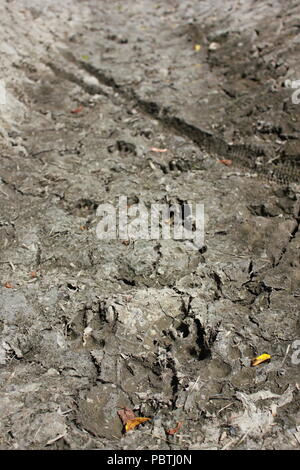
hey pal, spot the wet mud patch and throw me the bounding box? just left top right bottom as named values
left=71, top=288, right=232, bottom=442
left=0, top=0, right=300, bottom=450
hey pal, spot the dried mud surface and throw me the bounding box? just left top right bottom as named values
left=0, top=0, right=299, bottom=450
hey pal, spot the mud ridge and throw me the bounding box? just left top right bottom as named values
left=59, top=54, right=300, bottom=185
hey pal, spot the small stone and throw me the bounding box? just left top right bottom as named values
left=209, top=42, right=220, bottom=51
left=46, top=368, right=60, bottom=376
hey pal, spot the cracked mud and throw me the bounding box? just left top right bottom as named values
left=0, top=0, right=300, bottom=450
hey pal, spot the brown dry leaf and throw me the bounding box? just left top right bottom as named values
left=219, top=159, right=232, bottom=166
left=117, top=406, right=136, bottom=426
left=125, top=417, right=150, bottom=432
left=30, top=271, right=37, bottom=278
left=166, top=421, right=183, bottom=435
left=4, top=282, right=13, bottom=288
left=149, top=147, right=168, bottom=153
left=251, top=353, right=271, bottom=367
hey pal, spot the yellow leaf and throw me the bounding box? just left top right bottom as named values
left=251, top=353, right=271, bottom=367
left=194, top=44, right=201, bottom=52
left=125, top=417, right=150, bottom=432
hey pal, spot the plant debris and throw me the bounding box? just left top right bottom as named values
left=251, top=353, right=271, bottom=367
left=219, top=159, right=233, bottom=166
left=166, top=421, right=183, bottom=436
left=149, top=147, right=168, bottom=153
left=117, top=407, right=150, bottom=433
left=71, top=106, right=84, bottom=114
left=4, top=282, right=13, bottom=288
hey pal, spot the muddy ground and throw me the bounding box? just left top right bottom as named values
left=0, top=0, right=300, bottom=450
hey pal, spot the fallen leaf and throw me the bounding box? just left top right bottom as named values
left=117, top=406, right=136, bottom=425
left=194, top=44, right=202, bottom=52
left=30, top=271, right=37, bottom=278
left=149, top=147, right=168, bottom=153
left=251, top=353, right=271, bottom=367
left=71, top=106, right=84, bottom=114
left=125, top=417, right=150, bottom=432
left=166, top=421, right=183, bottom=435
left=118, top=407, right=150, bottom=432
left=4, top=282, right=13, bottom=288
left=122, top=240, right=130, bottom=246
left=219, top=159, right=232, bottom=166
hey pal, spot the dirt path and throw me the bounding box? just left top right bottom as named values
left=0, top=0, right=299, bottom=450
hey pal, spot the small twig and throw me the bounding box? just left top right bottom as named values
left=221, top=430, right=249, bottom=450
left=281, top=344, right=291, bottom=368
left=0, top=188, right=9, bottom=198
left=209, top=395, right=233, bottom=401
left=217, top=402, right=234, bottom=415
left=32, top=149, right=55, bottom=157
left=46, top=432, right=67, bottom=446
